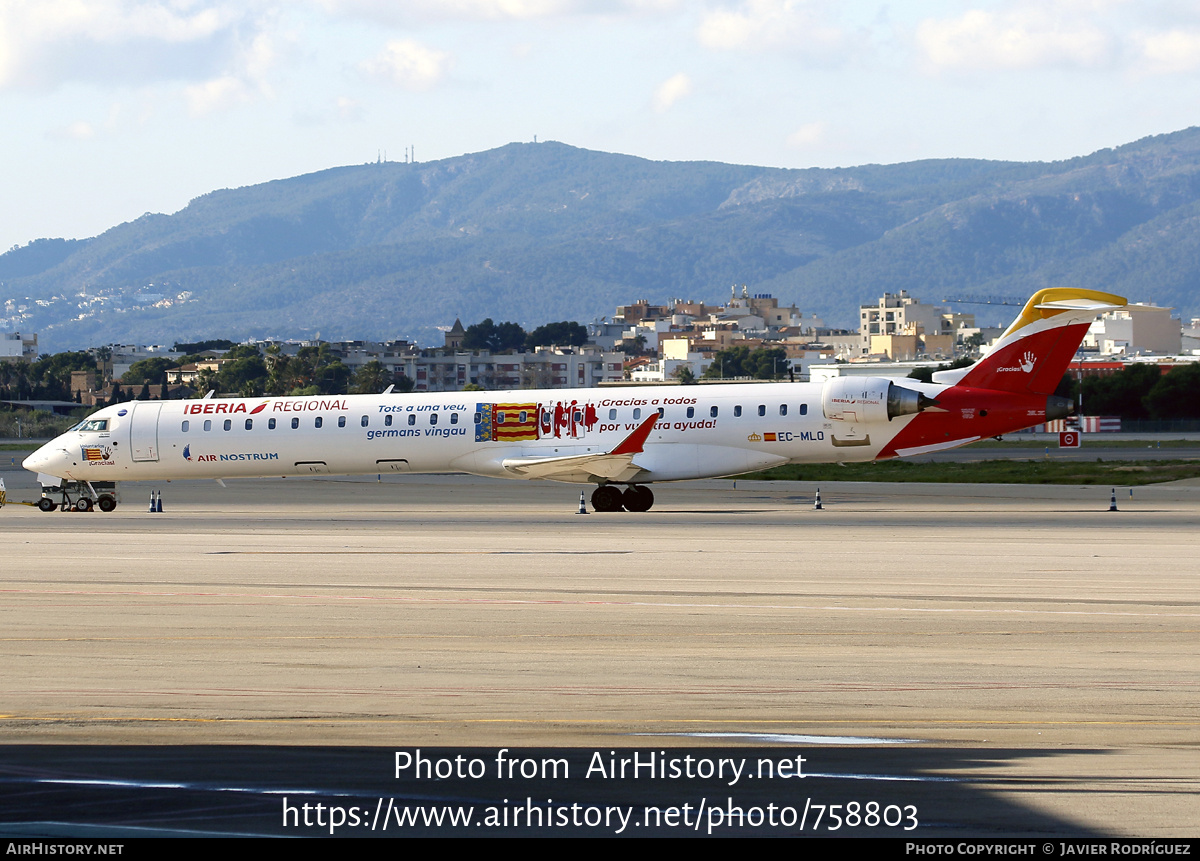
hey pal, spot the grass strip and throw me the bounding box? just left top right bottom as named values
left=737, top=459, right=1200, bottom=485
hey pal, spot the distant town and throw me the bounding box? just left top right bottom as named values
left=1, top=286, right=1196, bottom=435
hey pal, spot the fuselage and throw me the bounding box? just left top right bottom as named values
left=25, top=380, right=971, bottom=486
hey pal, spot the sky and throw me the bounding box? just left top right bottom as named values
left=3, top=0, right=1200, bottom=253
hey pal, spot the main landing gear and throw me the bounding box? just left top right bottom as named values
left=590, top=484, right=654, bottom=513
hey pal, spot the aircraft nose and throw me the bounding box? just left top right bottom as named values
left=23, top=443, right=64, bottom=475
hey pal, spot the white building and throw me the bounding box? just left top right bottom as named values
left=859, top=291, right=973, bottom=357
left=0, top=332, right=37, bottom=362
left=1082, top=304, right=1181, bottom=356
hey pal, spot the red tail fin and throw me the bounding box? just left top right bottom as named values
left=936, top=288, right=1126, bottom=394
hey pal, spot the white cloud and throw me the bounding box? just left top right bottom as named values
left=652, top=72, right=692, bottom=112
left=696, top=0, right=845, bottom=58
left=318, top=0, right=588, bottom=25
left=913, top=2, right=1200, bottom=76
left=786, top=121, right=826, bottom=147
left=46, top=120, right=97, bottom=140
left=336, top=95, right=364, bottom=121
left=67, top=120, right=96, bottom=139
left=361, top=39, right=452, bottom=91
left=316, top=0, right=684, bottom=26
left=915, top=5, right=1113, bottom=71
left=0, top=1, right=253, bottom=90
left=1133, top=28, right=1200, bottom=73
left=185, top=75, right=251, bottom=115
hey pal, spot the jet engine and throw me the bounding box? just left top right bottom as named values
left=821, top=377, right=938, bottom=423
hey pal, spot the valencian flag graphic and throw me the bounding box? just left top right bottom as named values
left=82, top=446, right=109, bottom=461
left=476, top=402, right=540, bottom=442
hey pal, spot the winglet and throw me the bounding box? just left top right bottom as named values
left=610, top=414, right=659, bottom=456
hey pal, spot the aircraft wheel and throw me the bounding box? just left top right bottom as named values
left=622, top=485, right=654, bottom=513
left=591, top=485, right=624, bottom=513
left=75, top=498, right=93, bottom=512
left=97, top=495, right=117, bottom=512
left=37, top=497, right=57, bottom=513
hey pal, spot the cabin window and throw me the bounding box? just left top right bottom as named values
left=291, top=417, right=299, bottom=429
left=757, top=404, right=766, bottom=417
left=181, top=421, right=189, bottom=432
left=474, top=411, right=482, bottom=423
left=799, top=404, right=808, bottom=416
left=269, top=418, right=276, bottom=429
left=779, top=404, right=787, bottom=416
left=361, top=415, right=369, bottom=427
left=734, top=406, right=742, bottom=417
left=686, top=407, right=695, bottom=419
left=223, top=419, right=232, bottom=431
left=203, top=420, right=212, bottom=432
left=408, top=414, right=416, bottom=426
left=710, top=406, right=718, bottom=418
left=245, top=419, right=253, bottom=430
left=608, top=408, right=617, bottom=420
left=315, top=417, right=323, bottom=428
left=450, top=412, right=459, bottom=425
left=633, top=408, right=641, bottom=420
left=338, top=416, right=346, bottom=428
left=657, top=407, right=665, bottom=418
left=430, top=413, right=439, bottom=425
left=385, top=415, right=393, bottom=427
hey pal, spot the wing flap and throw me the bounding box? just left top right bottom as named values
left=501, top=451, right=642, bottom=481
left=500, top=414, right=658, bottom=482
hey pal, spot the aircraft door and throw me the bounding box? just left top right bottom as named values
left=128, top=402, right=163, bottom=462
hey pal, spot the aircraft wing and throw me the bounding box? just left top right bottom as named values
left=500, top=414, right=658, bottom=482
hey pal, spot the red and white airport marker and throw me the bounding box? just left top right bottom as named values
left=1059, top=431, right=1080, bottom=448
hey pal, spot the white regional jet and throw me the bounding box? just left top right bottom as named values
left=24, top=288, right=1124, bottom=513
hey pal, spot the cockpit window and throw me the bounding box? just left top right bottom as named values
left=78, top=419, right=108, bottom=432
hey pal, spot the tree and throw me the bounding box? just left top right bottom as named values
left=672, top=365, right=697, bottom=385
left=617, top=333, right=648, bottom=356
left=217, top=355, right=268, bottom=397
left=224, top=344, right=262, bottom=361
left=462, top=319, right=527, bottom=352
left=526, top=321, right=587, bottom=350
left=963, top=332, right=987, bottom=353
left=124, top=357, right=177, bottom=386
left=1079, top=364, right=1161, bottom=419
left=701, top=346, right=787, bottom=380
left=351, top=360, right=391, bottom=394
left=173, top=339, right=235, bottom=354
left=27, top=351, right=95, bottom=400
left=1144, top=364, right=1200, bottom=419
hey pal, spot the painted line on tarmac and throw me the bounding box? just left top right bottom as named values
left=2, top=585, right=1198, bottom=620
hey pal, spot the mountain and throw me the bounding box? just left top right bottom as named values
left=4, top=130, right=1200, bottom=351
